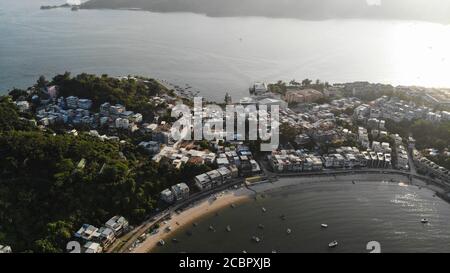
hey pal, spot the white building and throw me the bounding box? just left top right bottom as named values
left=75, top=224, right=100, bottom=241
left=15, top=101, right=30, bottom=112
left=251, top=82, right=268, bottom=95
left=84, top=241, right=102, bottom=253
left=195, top=173, right=212, bottom=191
left=171, top=183, right=190, bottom=201
left=105, top=216, right=129, bottom=236
left=66, top=96, right=79, bottom=109
left=115, top=118, right=130, bottom=129
left=78, top=99, right=93, bottom=110
left=161, top=188, right=175, bottom=203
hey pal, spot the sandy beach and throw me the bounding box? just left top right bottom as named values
left=132, top=172, right=440, bottom=253
left=132, top=187, right=254, bottom=253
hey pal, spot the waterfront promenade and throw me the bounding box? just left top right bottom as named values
left=109, top=164, right=450, bottom=253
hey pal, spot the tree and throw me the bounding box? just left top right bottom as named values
left=51, top=72, right=71, bottom=86
left=8, top=88, right=28, bottom=101
left=302, top=78, right=312, bottom=87
left=289, top=79, right=300, bottom=86
left=279, top=123, right=302, bottom=145
left=37, top=75, right=48, bottom=89
left=34, top=239, right=60, bottom=253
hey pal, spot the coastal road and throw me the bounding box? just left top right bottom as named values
left=109, top=177, right=246, bottom=253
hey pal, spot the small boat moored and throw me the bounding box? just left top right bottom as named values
left=321, top=224, right=328, bottom=228
left=226, top=225, right=232, bottom=232
left=158, top=239, right=165, bottom=246
left=421, top=218, right=429, bottom=224
left=252, top=236, right=261, bottom=243
left=261, top=207, right=267, bottom=213
left=328, top=240, right=338, bottom=248
left=286, top=228, right=292, bottom=235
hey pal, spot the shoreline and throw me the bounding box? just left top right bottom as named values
left=133, top=172, right=444, bottom=253
left=132, top=187, right=253, bottom=253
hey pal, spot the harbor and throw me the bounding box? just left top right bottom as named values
left=130, top=173, right=450, bottom=253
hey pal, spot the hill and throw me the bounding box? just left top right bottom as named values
left=81, top=0, right=450, bottom=24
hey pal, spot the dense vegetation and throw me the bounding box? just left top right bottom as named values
left=385, top=119, right=450, bottom=151
left=0, top=74, right=205, bottom=252
left=0, top=97, right=35, bottom=131
left=385, top=119, right=450, bottom=169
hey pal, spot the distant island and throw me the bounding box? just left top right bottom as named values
left=40, top=4, right=69, bottom=10
left=80, top=0, right=450, bottom=24
left=40, top=3, right=79, bottom=10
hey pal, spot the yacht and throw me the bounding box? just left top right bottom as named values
left=328, top=241, right=338, bottom=248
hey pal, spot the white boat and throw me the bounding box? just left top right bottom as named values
left=321, top=224, right=328, bottom=228
left=421, top=218, right=429, bottom=224
left=328, top=241, right=338, bottom=248
left=252, top=236, right=261, bottom=243
left=226, top=225, right=232, bottom=232
left=158, top=239, right=165, bottom=246
left=286, top=228, right=292, bottom=234
left=262, top=207, right=267, bottom=213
